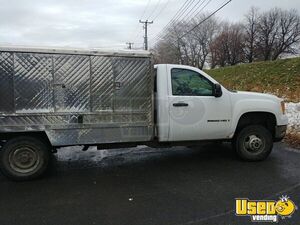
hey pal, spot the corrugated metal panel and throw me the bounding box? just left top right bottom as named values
left=53, top=55, right=90, bottom=112
left=91, top=56, right=114, bottom=111
left=0, top=49, right=154, bottom=146
left=0, top=52, right=14, bottom=112
left=46, top=126, right=153, bottom=146
left=112, top=57, right=152, bottom=111
left=14, top=53, right=53, bottom=113
left=0, top=113, right=151, bottom=127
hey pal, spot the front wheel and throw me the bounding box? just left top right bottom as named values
left=233, top=125, right=273, bottom=161
left=0, top=136, right=51, bottom=181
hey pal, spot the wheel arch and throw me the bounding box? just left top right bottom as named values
left=0, top=131, right=52, bottom=150
left=233, top=111, right=277, bottom=139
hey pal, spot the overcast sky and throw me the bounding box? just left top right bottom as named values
left=0, top=0, right=299, bottom=49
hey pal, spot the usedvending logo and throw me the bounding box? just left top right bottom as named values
left=235, top=196, right=297, bottom=222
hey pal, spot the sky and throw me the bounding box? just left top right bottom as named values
left=0, top=0, right=299, bottom=49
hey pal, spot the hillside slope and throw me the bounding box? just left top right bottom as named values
left=205, top=57, right=300, bottom=102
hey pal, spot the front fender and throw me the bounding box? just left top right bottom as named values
left=229, top=98, right=288, bottom=137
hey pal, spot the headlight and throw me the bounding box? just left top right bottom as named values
left=281, top=101, right=285, bottom=114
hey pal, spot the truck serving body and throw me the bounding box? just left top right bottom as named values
left=0, top=46, right=288, bottom=180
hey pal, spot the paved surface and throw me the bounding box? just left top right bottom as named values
left=0, top=143, right=299, bottom=225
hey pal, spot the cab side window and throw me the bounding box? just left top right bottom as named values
left=171, top=68, right=213, bottom=96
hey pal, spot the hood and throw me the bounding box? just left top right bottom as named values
left=234, top=91, right=282, bottom=102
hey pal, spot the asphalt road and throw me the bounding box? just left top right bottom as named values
left=0, top=143, right=299, bottom=225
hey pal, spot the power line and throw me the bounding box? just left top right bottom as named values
left=151, top=0, right=172, bottom=21
left=152, top=0, right=231, bottom=46
left=160, top=0, right=209, bottom=36
left=183, top=0, right=207, bottom=19
left=183, top=0, right=212, bottom=22
left=134, top=0, right=223, bottom=49
left=160, top=0, right=213, bottom=40
left=168, top=0, right=199, bottom=25
left=146, top=0, right=162, bottom=20
left=152, top=0, right=194, bottom=39
left=164, top=0, right=195, bottom=25
left=179, top=0, right=232, bottom=39
left=151, top=0, right=204, bottom=42
left=131, top=0, right=209, bottom=47
left=140, top=0, right=152, bottom=20
left=156, top=0, right=197, bottom=35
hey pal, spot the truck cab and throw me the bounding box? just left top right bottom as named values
left=155, top=64, right=287, bottom=159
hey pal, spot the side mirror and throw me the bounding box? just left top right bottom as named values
left=214, top=84, right=222, bottom=97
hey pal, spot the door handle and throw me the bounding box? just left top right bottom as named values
left=173, top=102, right=189, bottom=107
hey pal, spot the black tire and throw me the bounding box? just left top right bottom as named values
left=233, top=125, right=273, bottom=161
left=0, top=136, right=51, bottom=181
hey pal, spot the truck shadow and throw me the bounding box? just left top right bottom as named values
left=52, top=142, right=237, bottom=172
left=0, top=143, right=283, bottom=183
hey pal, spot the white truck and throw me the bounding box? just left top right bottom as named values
left=0, top=47, right=288, bottom=180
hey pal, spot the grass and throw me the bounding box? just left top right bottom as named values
left=205, top=57, right=300, bottom=102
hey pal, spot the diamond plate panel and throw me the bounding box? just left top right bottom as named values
left=91, top=56, right=114, bottom=111
left=14, top=53, right=53, bottom=113
left=53, top=55, right=90, bottom=112
left=0, top=113, right=150, bottom=127
left=0, top=52, right=14, bottom=112
left=0, top=48, right=154, bottom=146
left=46, top=126, right=152, bottom=146
left=112, top=57, right=152, bottom=111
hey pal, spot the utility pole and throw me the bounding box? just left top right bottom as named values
left=126, top=42, right=134, bottom=49
left=139, top=20, right=153, bottom=50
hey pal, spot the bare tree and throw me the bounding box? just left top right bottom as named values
left=152, top=40, right=179, bottom=64
left=191, top=14, right=220, bottom=69
left=256, top=8, right=300, bottom=60
left=244, top=7, right=260, bottom=62
left=152, top=14, right=219, bottom=69
left=210, top=29, right=228, bottom=67
left=153, top=7, right=300, bottom=67
left=228, top=24, right=246, bottom=65
left=256, top=8, right=281, bottom=60
left=152, top=24, right=185, bottom=64
left=272, top=9, right=300, bottom=59
left=210, top=23, right=245, bottom=67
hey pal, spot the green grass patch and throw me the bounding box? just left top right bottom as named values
left=205, top=57, right=300, bottom=102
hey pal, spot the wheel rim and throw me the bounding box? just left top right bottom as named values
left=243, top=134, right=265, bottom=154
left=8, top=146, right=40, bottom=174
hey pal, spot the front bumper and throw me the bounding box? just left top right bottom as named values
left=274, top=125, right=287, bottom=142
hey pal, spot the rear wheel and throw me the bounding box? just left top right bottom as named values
left=233, top=125, right=273, bottom=161
left=0, top=136, right=51, bottom=181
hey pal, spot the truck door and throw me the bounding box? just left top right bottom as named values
left=167, top=65, right=232, bottom=141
